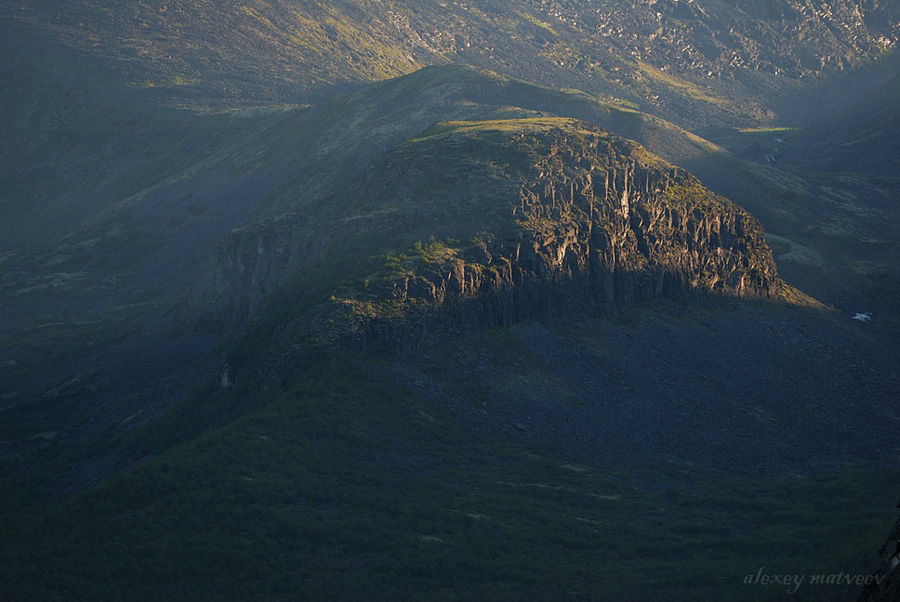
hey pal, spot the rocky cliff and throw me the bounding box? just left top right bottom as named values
left=204, top=118, right=795, bottom=350
left=205, top=214, right=318, bottom=328
left=339, top=121, right=786, bottom=350
left=858, top=501, right=900, bottom=602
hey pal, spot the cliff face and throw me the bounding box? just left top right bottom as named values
left=858, top=503, right=900, bottom=602
left=204, top=214, right=317, bottom=328
left=206, top=119, right=787, bottom=349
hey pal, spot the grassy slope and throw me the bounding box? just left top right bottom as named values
left=706, top=77, right=900, bottom=322
left=2, top=58, right=893, bottom=480
left=0, top=22, right=897, bottom=599
left=1, top=345, right=897, bottom=601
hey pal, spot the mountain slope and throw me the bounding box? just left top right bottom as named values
left=1, top=6, right=900, bottom=601
left=740, top=62, right=900, bottom=321
left=289, top=118, right=787, bottom=349
left=0, top=57, right=875, bottom=480
left=6, top=0, right=899, bottom=127
left=785, top=71, right=900, bottom=174
left=2, top=342, right=898, bottom=601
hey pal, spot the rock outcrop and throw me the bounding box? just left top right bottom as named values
left=858, top=501, right=900, bottom=602
left=200, top=120, right=794, bottom=348
left=291, top=119, right=789, bottom=350
left=204, top=214, right=317, bottom=328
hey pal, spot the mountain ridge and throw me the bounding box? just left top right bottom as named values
left=7, top=0, right=898, bottom=127
left=1, top=5, right=899, bottom=599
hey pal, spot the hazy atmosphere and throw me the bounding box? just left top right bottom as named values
left=1, top=1, right=899, bottom=600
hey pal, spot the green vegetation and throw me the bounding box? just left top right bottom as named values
left=1, top=346, right=896, bottom=601
left=2, top=10, right=898, bottom=600
left=737, top=127, right=800, bottom=134
left=636, top=61, right=731, bottom=108
left=518, top=11, right=559, bottom=37
left=0, top=301, right=167, bottom=367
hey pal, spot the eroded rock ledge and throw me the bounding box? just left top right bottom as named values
left=202, top=120, right=804, bottom=350
left=327, top=122, right=789, bottom=350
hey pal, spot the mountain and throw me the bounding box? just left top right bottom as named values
left=858, top=502, right=900, bottom=602
left=785, top=69, right=900, bottom=174
left=0, top=58, right=830, bottom=456
left=2, top=62, right=898, bottom=600
left=724, top=53, right=900, bottom=321
left=1, top=3, right=899, bottom=601
left=0, top=61, right=782, bottom=467
left=6, top=0, right=899, bottom=127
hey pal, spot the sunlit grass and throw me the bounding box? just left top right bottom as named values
left=518, top=11, right=559, bottom=36
left=636, top=61, right=732, bottom=108
left=409, top=117, right=601, bottom=142
left=737, top=126, right=800, bottom=134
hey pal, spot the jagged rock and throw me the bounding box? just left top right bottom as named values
left=858, top=501, right=900, bottom=602
left=204, top=118, right=796, bottom=351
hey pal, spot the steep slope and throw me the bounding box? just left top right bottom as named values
left=6, top=0, right=898, bottom=127
left=0, top=58, right=867, bottom=478
left=283, top=118, right=787, bottom=350
left=1, top=339, right=897, bottom=601
left=785, top=70, right=900, bottom=174
left=1, top=10, right=899, bottom=601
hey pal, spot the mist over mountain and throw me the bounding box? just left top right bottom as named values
left=1, top=2, right=899, bottom=600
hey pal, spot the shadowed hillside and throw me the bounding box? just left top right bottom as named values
left=1, top=3, right=899, bottom=600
